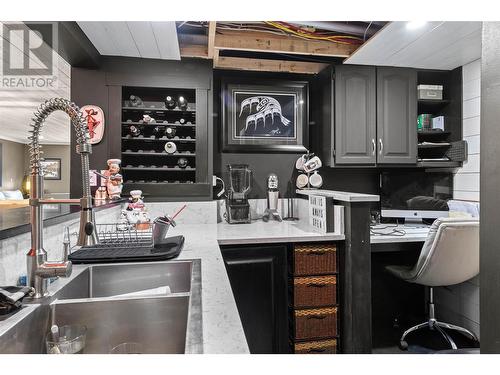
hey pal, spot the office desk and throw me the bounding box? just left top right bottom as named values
left=370, top=224, right=430, bottom=252
left=370, top=225, right=429, bottom=349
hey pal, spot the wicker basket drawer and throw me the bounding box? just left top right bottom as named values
left=294, top=243, right=336, bottom=276
left=294, top=276, right=337, bottom=308
left=294, top=339, right=337, bottom=354
left=294, top=307, right=337, bottom=340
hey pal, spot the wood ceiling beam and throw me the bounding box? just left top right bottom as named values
left=214, top=30, right=358, bottom=57
left=213, top=56, right=328, bottom=74
left=207, top=21, right=217, bottom=59
left=179, top=43, right=209, bottom=59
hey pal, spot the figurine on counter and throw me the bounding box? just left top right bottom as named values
left=127, top=190, right=145, bottom=211
left=104, top=159, right=123, bottom=199
left=126, top=190, right=151, bottom=230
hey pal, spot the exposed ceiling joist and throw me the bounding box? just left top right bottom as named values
left=179, top=44, right=208, bottom=59
left=213, top=30, right=358, bottom=57
left=214, top=56, right=328, bottom=74
left=207, top=21, right=216, bottom=59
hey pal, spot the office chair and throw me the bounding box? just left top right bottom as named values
left=386, top=217, right=479, bottom=350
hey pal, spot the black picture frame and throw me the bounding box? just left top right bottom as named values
left=40, top=158, right=61, bottom=180
left=221, top=79, right=308, bottom=153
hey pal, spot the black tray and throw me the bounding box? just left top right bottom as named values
left=69, top=235, right=184, bottom=264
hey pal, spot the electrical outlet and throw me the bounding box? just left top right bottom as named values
left=212, top=175, right=217, bottom=187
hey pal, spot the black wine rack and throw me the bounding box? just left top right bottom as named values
left=121, top=86, right=197, bottom=187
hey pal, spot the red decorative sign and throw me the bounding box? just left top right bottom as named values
left=81, top=105, right=105, bottom=145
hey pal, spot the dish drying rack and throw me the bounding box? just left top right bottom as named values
left=86, top=223, right=155, bottom=251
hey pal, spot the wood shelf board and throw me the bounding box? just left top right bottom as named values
left=417, top=143, right=452, bottom=148
left=417, top=131, right=451, bottom=136
left=122, top=121, right=195, bottom=127
left=122, top=151, right=196, bottom=157
left=122, top=106, right=196, bottom=113
left=122, top=167, right=196, bottom=171
left=121, top=136, right=196, bottom=142
left=416, top=161, right=461, bottom=168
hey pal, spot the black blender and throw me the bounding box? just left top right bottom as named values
left=225, top=164, right=252, bottom=224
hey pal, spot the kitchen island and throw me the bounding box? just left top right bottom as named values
left=169, top=219, right=345, bottom=354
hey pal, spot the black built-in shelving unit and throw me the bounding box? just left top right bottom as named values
left=121, top=86, right=200, bottom=194
left=416, top=68, right=466, bottom=168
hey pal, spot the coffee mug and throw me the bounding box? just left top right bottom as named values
left=296, top=173, right=309, bottom=189
left=303, top=156, right=322, bottom=173
left=309, top=171, right=323, bottom=188
left=295, top=155, right=307, bottom=170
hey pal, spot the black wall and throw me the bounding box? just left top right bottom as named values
left=212, top=69, right=380, bottom=199
left=71, top=57, right=414, bottom=201
left=70, top=57, right=212, bottom=198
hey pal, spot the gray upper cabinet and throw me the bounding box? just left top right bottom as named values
left=376, top=67, right=417, bottom=164
left=335, top=65, right=377, bottom=164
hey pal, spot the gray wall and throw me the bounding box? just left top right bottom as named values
left=0, top=138, right=26, bottom=191
left=24, top=145, right=71, bottom=195
left=480, top=21, right=500, bottom=353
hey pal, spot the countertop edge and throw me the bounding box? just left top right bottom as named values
left=217, top=234, right=345, bottom=246
left=296, top=189, right=380, bottom=202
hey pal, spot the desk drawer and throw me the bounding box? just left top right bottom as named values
left=293, top=244, right=336, bottom=276
left=294, top=339, right=337, bottom=354
left=294, top=276, right=337, bottom=308
left=294, top=307, right=337, bottom=340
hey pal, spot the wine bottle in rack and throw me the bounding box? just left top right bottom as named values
left=177, top=96, right=188, bottom=110
left=177, top=157, right=188, bottom=169
left=129, top=125, right=141, bottom=137
left=164, top=141, right=177, bottom=154
left=165, top=95, right=177, bottom=109
left=165, top=126, right=176, bottom=139
left=179, top=118, right=186, bottom=125
left=129, top=95, right=143, bottom=107
left=153, top=126, right=164, bottom=138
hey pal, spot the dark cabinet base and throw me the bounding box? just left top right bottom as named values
left=221, top=244, right=289, bottom=354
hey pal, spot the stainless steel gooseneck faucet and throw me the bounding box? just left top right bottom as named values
left=27, top=98, right=98, bottom=298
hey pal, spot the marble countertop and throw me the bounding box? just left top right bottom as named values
left=167, top=219, right=345, bottom=354
left=296, top=189, right=380, bottom=202
left=217, top=220, right=344, bottom=245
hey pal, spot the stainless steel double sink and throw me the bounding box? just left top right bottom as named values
left=0, top=260, right=202, bottom=354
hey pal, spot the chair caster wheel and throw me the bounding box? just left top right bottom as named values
left=399, top=340, right=409, bottom=351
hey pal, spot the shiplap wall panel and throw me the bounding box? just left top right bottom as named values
left=465, top=134, right=480, bottom=155
left=463, top=96, right=481, bottom=119
left=463, top=117, right=480, bottom=137
left=454, top=173, right=480, bottom=192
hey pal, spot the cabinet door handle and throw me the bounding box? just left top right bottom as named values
left=307, top=348, right=327, bottom=353
left=307, top=250, right=326, bottom=256
left=307, top=283, right=327, bottom=288
left=379, top=138, right=383, bottom=155
left=307, top=314, right=327, bottom=320
left=371, top=139, right=376, bottom=155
